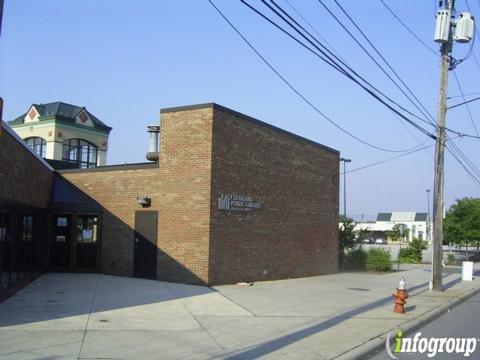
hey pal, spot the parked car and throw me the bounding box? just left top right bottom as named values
left=362, top=237, right=375, bottom=244
left=375, top=238, right=385, bottom=245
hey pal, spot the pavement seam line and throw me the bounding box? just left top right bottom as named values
left=164, top=283, right=227, bottom=353
left=77, top=273, right=101, bottom=360
left=0, top=340, right=83, bottom=356
left=211, top=289, right=257, bottom=317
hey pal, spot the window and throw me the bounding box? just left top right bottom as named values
left=22, top=216, right=33, bottom=242
left=57, top=217, right=68, bottom=227
left=55, top=216, right=69, bottom=242
left=0, top=212, right=12, bottom=242
left=77, top=216, right=98, bottom=243
left=62, top=139, right=98, bottom=168
left=25, top=137, right=46, bottom=158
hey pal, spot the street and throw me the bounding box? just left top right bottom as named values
left=367, top=292, right=480, bottom=360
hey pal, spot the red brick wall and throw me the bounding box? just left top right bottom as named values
left=60, top=167, right=160, bottom=276
left=0, top=127, right=53, bottom=208
left=58, top=104, right=339, bottom=286
left=157, top=107, right=213, bottom=284
left=209, top=106, right=339, bottom=284
left=62, top=107, right=214, bottom=285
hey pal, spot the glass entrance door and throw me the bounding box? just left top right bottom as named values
left=50, top=215, right=71, bottom=269
left=75, top=215, right=98, bottom=270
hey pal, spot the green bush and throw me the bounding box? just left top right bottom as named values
left=398, top=247, right=417, bottom=263
left=344, top=247, right=367, bottom=271
left=398, top=239, right=428, bottom=263
left=366, top=248, right=392, bottom=271
left=447, top=253, right=456, bottom=265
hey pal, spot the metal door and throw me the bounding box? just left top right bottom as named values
left=133, top=211, right=158, bottom=279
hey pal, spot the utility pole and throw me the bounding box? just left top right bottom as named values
left=432, top=0, right=454, bottom=292
left=431, top=1, right=474, bottom=291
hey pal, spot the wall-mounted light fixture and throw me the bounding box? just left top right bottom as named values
left=137, top=194, right=151, bottom=207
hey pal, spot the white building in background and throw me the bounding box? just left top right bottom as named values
left=354, top=212, right=430, bottom=243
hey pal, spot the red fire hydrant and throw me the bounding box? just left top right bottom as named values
left=392, top=277, right=409, bottom=314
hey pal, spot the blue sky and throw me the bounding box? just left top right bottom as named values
left=1, top=0, right=479, bottom=218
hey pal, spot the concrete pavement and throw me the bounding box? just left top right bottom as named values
left=0, top=264, right=479, bottom=359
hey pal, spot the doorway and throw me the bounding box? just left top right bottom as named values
left=133, top=211, right=158, bottom=279
left=49, top=213, right=100, bottom=272
left=50, top=215, right=71, bottom=269
left=75, top=215, right=99, bottom=270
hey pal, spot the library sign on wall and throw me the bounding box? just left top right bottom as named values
left=218, top=194, right=261, bottom=212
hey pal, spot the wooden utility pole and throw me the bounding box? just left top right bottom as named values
left=432, top=0, right=454, bottom=292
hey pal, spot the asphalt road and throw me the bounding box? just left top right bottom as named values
left=367, top=292, right=480, bottom=360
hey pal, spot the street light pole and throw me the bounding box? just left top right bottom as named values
left=340, top=158, right=352, bottom=222
left=426, top=189, right=431, bottom=244
left=339, top=157, right=352, bottom=269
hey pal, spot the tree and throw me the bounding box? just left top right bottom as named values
left=398, top=239, right=428, bottom=263
left=387, top=223, right=409, bottom=243
left=339, top=217, right=358, bottom=268
left=444, top=197, right=480, bottom=260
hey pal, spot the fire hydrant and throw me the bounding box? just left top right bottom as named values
left=392, top=277, right=409, bottom=314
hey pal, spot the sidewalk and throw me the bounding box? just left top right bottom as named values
left=0, top=264, right=479, bottom=360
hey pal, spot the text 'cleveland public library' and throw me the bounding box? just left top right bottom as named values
left=0, top=101, right=340, bottom=300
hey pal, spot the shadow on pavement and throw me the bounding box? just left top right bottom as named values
left=215, top=274, right=467, bottom=359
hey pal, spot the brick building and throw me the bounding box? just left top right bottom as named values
left=1, top=102, right=339, bottom=298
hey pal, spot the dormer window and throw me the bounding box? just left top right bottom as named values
left=62, top=139, right=98, bottom=168
left=25, top=137, right=46, bottom=158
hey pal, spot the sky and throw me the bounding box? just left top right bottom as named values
left=1, top=0, right=479, bottom=219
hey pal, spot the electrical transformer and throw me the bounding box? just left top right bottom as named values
left=434, top=10, right=452, bottom=43
left=454, top=12, right=475, bottom=43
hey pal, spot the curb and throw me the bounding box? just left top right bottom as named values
left=333, top=284, right=480, bottom=360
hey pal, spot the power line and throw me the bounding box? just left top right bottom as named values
left=447, top=91, right=480, bottom=99
left=326, top=0, right=480, bottom=187
left=282, top=0, right=347, bottom=65
left=207, top=0, right=425, bottom=153
left=342, top=135, right=467, bottom=175
left=448, top=138, right=480, bottom=176
left=285, top=0, right=432, bottom=155
left=342, top=141, right=435, bottom=175
left=448, top=94, right=480, bottom=109
left=319, top=0, right=436, bottom=157
left=464, top=0, right=480, bottom=73
left=324, top=0, right=437, bottom=127
left=379, top=0, right=438, bottom=56
left=446, top=69, right=480, bottom=188
left=377, top=0, right=480, bottom=140
left=210, top=0, right=480, bottom=187
left=451, top=70, right=480, bottom=139
left=242, top=0, right=437, bottom=139
left=446, top=144, right=480, bottom=187
left=265, top=0, right=436, bottom=131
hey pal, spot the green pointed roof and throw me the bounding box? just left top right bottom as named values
left=8, top=101, right=112, bottom=133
